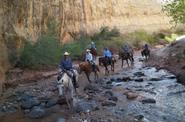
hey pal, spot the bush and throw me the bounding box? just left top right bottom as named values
left=19, top=35, right=62, bottom=68
left=91, top=26, right=120, bottom=41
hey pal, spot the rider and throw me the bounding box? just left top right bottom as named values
left=144, top=44, right=149, bottom=51
left=85, top=49, right=96, bottom=70
left=122, top=44, right=130, bottom=54
left=103, top=47, right=112, bottom=64
left=90, top=41, right=96, bottom=50
left=59, top=52, right=78, bottom=88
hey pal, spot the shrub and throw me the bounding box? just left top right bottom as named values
left=91, top=26, right=120, bottom=41
left=19, top=35, right=62, bottom=68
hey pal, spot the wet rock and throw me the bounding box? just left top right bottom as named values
left=134, top=72, right=145, bottom=77
left=56, top=118, right=65, bottom=122
left=102, top=101, right=116, bottom=107
left=84, top=84, right=100, bottom=93
left=102, top=85, right=113, bottom=89
left=165, top=75, right=176, bottom=79
left=150, top=78, right=161, bottom=81
left=126, top=92, right=138, bottom=100
left=74, top=100, right=98, bottom=113
left=116, top=78, right=122, bottom=82
left=104, top=91, right=113, bottom=97
left=21, top=97, right=40, bottom=109
left=122, top=77, right=131, bottom=82
left=28, top=106, right=46, bottom=119
left=45, top=99, right=58, bottom=108
left=134, top=78, right=144, bottom=82
left=141, top=98, right=156, bottom=104
left=134, top=115, right=144, bottom=121
left=108, top=96, right=118, bottom=102
left=110, top=78, right=116, bottom=81
left=106, top=81, right=112, bottom=84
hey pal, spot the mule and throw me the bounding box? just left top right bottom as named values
left=79, top=62, right=100, bottom=82
left=141, top=48, right=150, bottom=60
left=99, top=56, right=116, bottom=75
left=119, top=50, right=134, bottom=67
left=57, top=70, right=78, bottom=109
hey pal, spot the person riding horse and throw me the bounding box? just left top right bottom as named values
left=58, top=52, right=78, bottom=88
left=90, top=41, right=97, bottom=50
left=103, top=47, right=112, bottom=65
left=141, top=44, right=150, bottom=60
left=85, top=49, right=96, bottom=71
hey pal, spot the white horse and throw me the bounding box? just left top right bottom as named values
left=57, top=69, right=78, bottom=109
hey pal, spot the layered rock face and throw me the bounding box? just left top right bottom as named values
left=0, top=0, right=170, bottom=89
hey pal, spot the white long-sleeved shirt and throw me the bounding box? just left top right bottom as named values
left=85, top=52, right=93, bottom=62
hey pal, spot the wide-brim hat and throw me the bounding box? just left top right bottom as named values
left=64, top=52, right=70, bottom=55
left=86, top=49, right=90, bottom=52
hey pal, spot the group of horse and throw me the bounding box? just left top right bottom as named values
left=57, top=47, right=150, bottom=109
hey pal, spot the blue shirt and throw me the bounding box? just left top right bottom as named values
left=60, top=58, right=72, bottom=70
left=103, top=49, right=112, bottom=58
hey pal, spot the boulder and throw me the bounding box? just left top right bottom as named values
left=101, top=101, right=116, bottom=107
left=141, top=98, right=156, bottom=104
left=28, top=106, right=46, bottom=119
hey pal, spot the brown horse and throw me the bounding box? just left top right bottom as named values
left=99, top=56, right=116, bottom=75
left=79, top=62, right=100, bottom=82
left=90, top=48, right=98, bottom=60
left=119, top=50, right=134, bottom=67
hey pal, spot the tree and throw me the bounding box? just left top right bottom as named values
left=162, top=0, right=185, bottom=25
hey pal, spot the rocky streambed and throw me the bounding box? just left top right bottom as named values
left=0, top=54, right=185, bottom=122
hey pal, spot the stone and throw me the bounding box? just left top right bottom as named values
left=21, top=97, right=40, bottom=109
left=28, top=106, right=46, bottom=119
left=104, top=91, right=113, bottom=98
left=45, top=99, right=58, bottom=108
left=74, top=100, right=98, bottom=113
left=126, top=92, right=138, bottom=100
left=134, top=78, right=144, bottom=82
left=101, top=101, right=116, bottom=107
left=106, top=81, right=112, bottom=84
left=108, top=96, right=118, bottom=102
left=141, top=98, right=156, bottom=104
left=84, top=84, right=100, bottom=93
left=56, top=118, right=65, bottom=122
left=122, top=77, right=131, bottom=82
left=134, top=72, right=145, bottom=77
left=150, top=78, right=161, bottom=81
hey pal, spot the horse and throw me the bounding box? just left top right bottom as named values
left=79, top=62, right=100, bottom=83
left=57, top=70, right=78, bottom=109
left=90, top=47, right=98, bottom=61
left=119, top=50, right=134, bottom=67
left=99, top=56, right=116, bottom=75
left=141, top=48, right=150, bottom=60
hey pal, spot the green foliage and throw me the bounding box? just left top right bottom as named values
left=162, top=0, right=185, bottom=25
left=123, top=30, right=156, bottom=48
left=91, top=26, right=120, bottom=41
left=19, top=35, right=62, bottom=68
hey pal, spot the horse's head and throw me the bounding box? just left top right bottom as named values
left=57, top=72, right=70, bottom=96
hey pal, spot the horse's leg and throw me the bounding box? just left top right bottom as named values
left=85, top=72, right=91, bottom=83
left=126, top=59, right=129, bottom=67
left=122, top=59, right=123, bottom=68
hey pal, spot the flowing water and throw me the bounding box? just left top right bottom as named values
left=107, top=56, right=185, bottom=122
